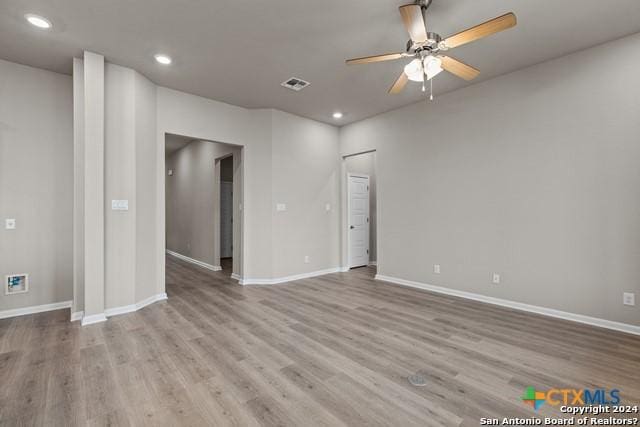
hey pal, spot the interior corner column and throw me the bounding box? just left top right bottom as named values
left=82, top=51, right=106, bottom=325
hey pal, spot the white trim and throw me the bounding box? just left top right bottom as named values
left=166, top=250, right=222, bottom=271
left=240, top=267, right=341, bottom=286
left=368, top=261, right=377, bottom=266
left=231, top=273, right=241, bottom=281
left=0, top=300, right=72, bottom=320
left=70, top=311, right=84, bottom=322
left=81, top=313, right=108, bottom=326
left=375, top=274, right=640, bottom=336
left=104, top=293, right=168, bottom=318
left=339, top=266, right=350, bottom=272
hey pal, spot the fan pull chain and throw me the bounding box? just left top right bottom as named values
left=430, top=78, right=434, bottom=101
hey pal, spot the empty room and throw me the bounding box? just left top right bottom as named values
left=0, top=1, right=639, bottom=426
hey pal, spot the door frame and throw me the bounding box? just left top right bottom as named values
left=162, top=133, right=245, bottom=287
left=214, top=152, right=234, bottom=270
left=340, top=150, right=379, bottom=271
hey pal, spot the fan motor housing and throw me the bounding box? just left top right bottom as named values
left=407, top=32, right=443, bottom=54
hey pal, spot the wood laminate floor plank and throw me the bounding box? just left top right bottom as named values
left=0, top=255, right=638, bottom=426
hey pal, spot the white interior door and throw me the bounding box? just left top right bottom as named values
left=349, top=175, right=370, bottom=268
left=220, top=181, right=233, bottom=258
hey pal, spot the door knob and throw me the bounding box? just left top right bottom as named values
left=350, top=225, right=355, bottom=229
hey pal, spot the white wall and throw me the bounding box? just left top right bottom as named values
left=340, top=33, right=640, bottom=327
left=0, top=59, right=73, bottom=312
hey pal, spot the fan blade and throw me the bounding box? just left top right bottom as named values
left=444, top=12, right=516, bottom=49
left=439, top=56, right=480, bottom=81
left=399, top=4, right=428, bottom=44
left=346, top=53, right=405, bottom=65
left=388, top=72, right=408, bottom=94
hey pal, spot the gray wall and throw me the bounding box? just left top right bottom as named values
left=73, top=55, right=160, bottom=317
left=345, top=151, right=377, bottom=262
left=0, top=59, right=73, bottom=311
left=165, top=140, right=239, bottom=269
left=271, top=110, right=341, bottom=277
left=157, top=90, right=341, bottom=281
left=134, top=70, right=159, bottom=303
left=340, top=33, right=640, bottom=326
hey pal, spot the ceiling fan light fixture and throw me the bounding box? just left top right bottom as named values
left=424, top=56, right=443, bottom=80
left=404, top=59, right=424, bottom=82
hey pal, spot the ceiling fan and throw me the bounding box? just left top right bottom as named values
left=346, top=0, right=517, bottom=97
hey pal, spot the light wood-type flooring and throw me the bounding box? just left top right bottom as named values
left=1, top=255, right=639, bottom=426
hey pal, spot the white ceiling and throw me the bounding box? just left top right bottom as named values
left=2, top=1, right=640, bottom=125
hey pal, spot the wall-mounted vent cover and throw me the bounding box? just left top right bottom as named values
left=281, top=78, right=310, bottom=91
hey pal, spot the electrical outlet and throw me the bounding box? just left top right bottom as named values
left=623, top=293, right=635, bottom=306
left=492, top=273, right=501, bottom=284
left=433, top=264, right=440, bottom=274
left=325, top=203, right=331, bottom=212
left=5, top=219, right=16, bottom=230
left=304, top=255, right=310, bottom=264
left=276, top=203, right=287, bottom=212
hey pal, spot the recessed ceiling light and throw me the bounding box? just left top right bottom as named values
left=333, top=112, right=343, bottom=119
left=154, top=54, right=172, bottom=65
left=24, top=14, right=52, bottom=29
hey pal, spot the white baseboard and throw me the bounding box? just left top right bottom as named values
left=339, top=266, right=350, bottom=272
left=240, top=267, right=342, bottom=285
left=368, top=261, right=378, bottom=266
left=0, top=300, right=72, bottom=320
left=70, top=311, right=84, bottom=322
left=231, top=273, right=241, bottom=281
left=104, top=292, right=168, bottom=318
left=375, top=274, right=640, bottom=336
left=81, top=313, right=108, bottom=326
left=166, top=250, right=221, bottom=271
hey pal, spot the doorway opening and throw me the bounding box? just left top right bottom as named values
left=164, top=134, right=243, bottom=283
left=218, top=154, right=234, bottom=273
left=342, top=150, right=378, bottom=270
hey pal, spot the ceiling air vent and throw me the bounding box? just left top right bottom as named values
left=281, top=77, right=310, bottom=91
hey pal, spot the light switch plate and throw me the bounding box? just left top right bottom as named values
left=492, top=273, right=501, bottom=284
left=325, top=203, right=331, bottom=212
left=111, top=200, right=129, bottom=211
left=276, top=203, right=287, bottom=212
left=623, top=292, right=635, bottom=306
left=433, top=264, right=440, bottom=274
left=5, top=219, right=16, bottom=230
